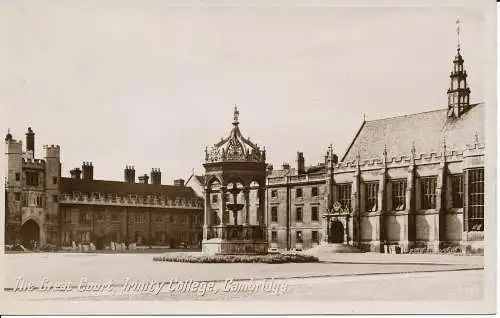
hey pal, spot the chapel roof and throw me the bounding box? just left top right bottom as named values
left=341, top=103, right=484, bottom=162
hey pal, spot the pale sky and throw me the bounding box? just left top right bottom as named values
left=0, top=1, right=490, bottom=184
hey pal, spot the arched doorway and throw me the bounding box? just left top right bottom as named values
left=20, top=219, right=40, bottom=249
left=329, top=220, right=344, bottom=243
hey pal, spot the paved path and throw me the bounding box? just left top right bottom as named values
left=119, top=268, right=485, bottom=301
left=4, top=268, right=483, bottom=301
left=4, top=252, right=482, bottom=288
left=3, top=252, right=484, bottom=301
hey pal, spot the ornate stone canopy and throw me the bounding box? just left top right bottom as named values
left=201, top=106, right=268, bottom=255
left=205, top=106, right=266, bottom=163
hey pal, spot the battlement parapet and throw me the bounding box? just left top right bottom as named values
left=389, top=155, right=411, bottom=164
left=362, top=158, right=383, bottom=166
left=335, top=146, right=476, bottom=172
left=446, top=150, right=465, bottom=161
left=5, top=139, right=22, bottom=154
left=43, top=144, right=61, bottom=150
left=334, top=160, right=357, bottom=170
left=22, top=158, right=45, bottom=168
left=59, top=192, right=204, bottom=210
left=44, top=144, right=61, bottom=158
left=465, top=142, right=485, bottom=152
left=6, top=138, right=22, bottom=145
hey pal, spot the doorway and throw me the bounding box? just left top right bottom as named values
left=20, top=219, right=40, bottom=249
left=329, top=220, right=344, bottom=243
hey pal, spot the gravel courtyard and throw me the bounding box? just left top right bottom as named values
left=3, top=251, right=484, bottom=301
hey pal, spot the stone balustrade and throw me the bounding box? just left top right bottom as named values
left=59, top=193, right=204, bottom=209
left=267, top=172, right=326, bottom=185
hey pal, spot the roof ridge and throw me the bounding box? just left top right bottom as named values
left=341, top=120, right=366, bottom=162
left=60, top=177, right=183, bottom=188
left=185, top=172, right=195, bottom=185
left=341, top=102, right=484, bottom=163
left=365, top=102, right=483, bottom=123
left=365, top=108, right=447, bottom=123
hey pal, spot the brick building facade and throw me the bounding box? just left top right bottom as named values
left=4, top=130, right=204, bottom=250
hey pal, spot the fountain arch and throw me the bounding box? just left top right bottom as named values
left=202, top=107, right=268, bottom=255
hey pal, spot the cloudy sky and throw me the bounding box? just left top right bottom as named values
left=0, top=0, right=491, bottom=184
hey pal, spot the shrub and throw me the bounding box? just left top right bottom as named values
left=408, top=246, right=464, bottom=255
left=153, top=253, right=319, bottom=264
left=438, top=246, right=463, bottom=254
left=5, top=244, right=26, bottom=252
left=39, top=244, right=60, bottom=252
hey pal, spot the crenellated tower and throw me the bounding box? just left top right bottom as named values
left=324, top=144, right=337, bottom=212
left=5, top=130, right=23, bottom=244
left=44, top=144, right=62, bottom=244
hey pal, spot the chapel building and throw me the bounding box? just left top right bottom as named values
left=263, top=42, right=484, bottom=253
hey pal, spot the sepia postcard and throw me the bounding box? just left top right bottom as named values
left=0, top=0, right=497, bottom=315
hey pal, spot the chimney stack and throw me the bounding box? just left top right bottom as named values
left=26, top=127, right=35, bottom=154
left=332, top=154, right=339, bottom=164
left=82, top=162, right=94, bottom=180
left=138, top=174, right=149, bottom=184
left=151, top=168, right=162, bottom=185
left=266, top=164, right=274, bottom=173
left=70, top=168, right=82, bottom=179
left=296, top=152, right=305, bottom=174
left=124, top=165, right=135, bottom=183
left=173, top=179, right=185, bottom=187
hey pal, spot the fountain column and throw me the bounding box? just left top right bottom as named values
left=243, top=187, right=250, bottom=225
left=220, top=186, right=227, bottom=239
left=203, top=186, right=211, bottom=240
left=226, top=185, right=242, bottom=226
left=258, top=186, right=265, bottom=227
left=220, top=186, right=227, bottom=225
